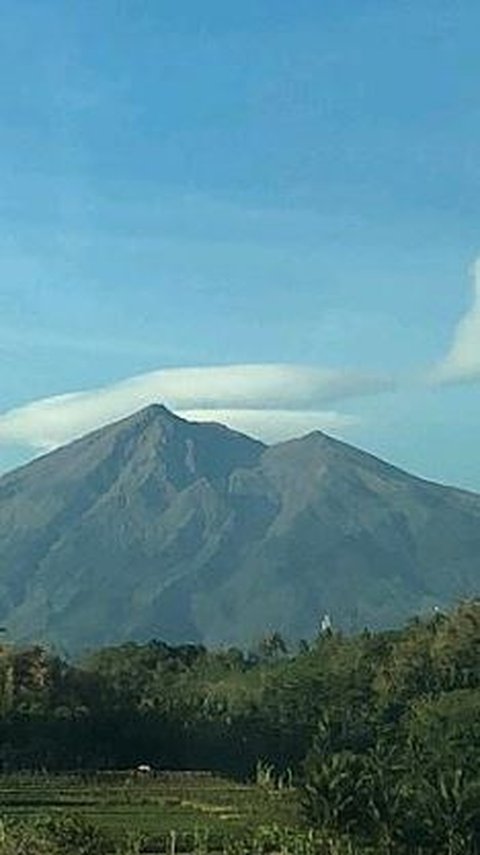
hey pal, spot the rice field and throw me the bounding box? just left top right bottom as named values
left=0, top=770, right=303, bottom=851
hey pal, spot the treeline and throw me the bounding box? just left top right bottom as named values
left=0, top=601, right=479, bottom=853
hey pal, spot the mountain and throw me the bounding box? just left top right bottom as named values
left=0, top=405, right=479, bottom=651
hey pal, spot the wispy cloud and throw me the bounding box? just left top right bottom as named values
left=431, top=258, right=480, bottom=384
left=0, top=363, right=392, bottom=451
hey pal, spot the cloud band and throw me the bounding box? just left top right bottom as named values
left=0, top=363, right=390, bottom=450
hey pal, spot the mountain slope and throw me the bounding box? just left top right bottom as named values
left=0, top=405, right=479, bottom=650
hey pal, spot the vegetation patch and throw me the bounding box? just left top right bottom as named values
left=0, top=601, right=478, bottom=853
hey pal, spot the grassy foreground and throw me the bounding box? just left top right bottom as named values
left=0, top=770, right=302, bottom=851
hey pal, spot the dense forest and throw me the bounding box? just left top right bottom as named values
left=0, top=601, right=479, bottom=854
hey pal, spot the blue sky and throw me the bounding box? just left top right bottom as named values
left=1, top=1, right=480, bottom=489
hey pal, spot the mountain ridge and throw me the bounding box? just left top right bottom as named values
left=0, top=405, right=479, bottom=651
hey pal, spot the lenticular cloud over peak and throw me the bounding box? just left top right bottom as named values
left=0, top=363, right=392, bottom=452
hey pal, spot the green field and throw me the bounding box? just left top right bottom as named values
left=0, top=771, right=303, bottom=851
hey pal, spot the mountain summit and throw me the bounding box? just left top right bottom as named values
left=0, top=406, right=479, bottom=651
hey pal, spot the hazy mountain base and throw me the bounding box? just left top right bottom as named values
left=0, top=405, right=479, bottom=651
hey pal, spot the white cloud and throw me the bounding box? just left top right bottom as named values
left=432, top=258, right=480, bottom=384
left=0, top=363, right=390, bottom=451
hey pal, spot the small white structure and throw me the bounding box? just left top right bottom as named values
left=320, top=613, right=332, bottom=633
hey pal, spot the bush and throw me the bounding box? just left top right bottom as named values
left=0, top=815, right=110, bottom=855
